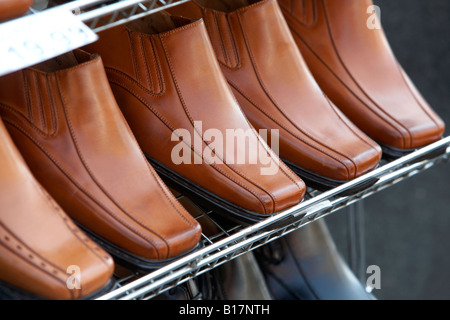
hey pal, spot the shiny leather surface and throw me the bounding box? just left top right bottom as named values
left=255, top=219, right=375, bottom=300
left=84, top=13, right=305, bottom=215
left=206, top=251, right=273, bottom=300
left=279, top=0, right=445, bottom=150
left=170, top=0, right=382, bottom=182
left=187, top=203, right=273, bottom=300
left=0, top=0, right=33, bottom=21
left=0, top=50, right=202, bottom=262
left=0, top=117, right=114, bottom=300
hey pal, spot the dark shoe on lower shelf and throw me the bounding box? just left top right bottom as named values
left=254, top=219, right=376, bottom=300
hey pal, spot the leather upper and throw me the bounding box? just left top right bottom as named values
left=0, top=117, right=114, bottom=300
left=0, top=0, right=33, bottom=21
left=0, top=50, right=202, bottom=261
left=279, top=0, right=445, bottom=150
left=169, top=0, right=382, bottom=181
left=84, top=13, right=306, bottom=215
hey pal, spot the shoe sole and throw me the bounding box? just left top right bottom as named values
left=78, top=225, right=202, bottom=272
left=145, top=155, right=304, bottom=228
left=379, top=142, right=448, bottom=162
left=282, top=158, right=379, bottom=196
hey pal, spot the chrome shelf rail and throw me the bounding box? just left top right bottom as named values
left=97, top=136, right=450, bottom=300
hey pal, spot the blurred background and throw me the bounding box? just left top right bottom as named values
left=325, top=0, right=450, bottom=300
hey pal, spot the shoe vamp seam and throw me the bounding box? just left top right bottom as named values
left=108, top=76, right=281, bottom=215
left=235, top=12, right=357, bottom=179
left=2, top=120, right=167, bottom=260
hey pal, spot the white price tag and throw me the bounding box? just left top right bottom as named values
left=0, top=8, right=98, bottom=77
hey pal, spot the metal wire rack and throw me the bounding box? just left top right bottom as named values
left=96, top=136, right=450, bottom=300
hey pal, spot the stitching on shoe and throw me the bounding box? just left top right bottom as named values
left=251, top=125, right=306, bottom=203
left=34, top=181, right=113, bottom=268
left=233, top=14, right=356, bottom=179
left=0, top=222, right=73, bottom=298
left=45, top=73, right=59, bottom=137
left=0, top=72, right=29, bottom=123
left=56, top=76, right=170, bottom=259
left=205, top=10, right=241, bottom=71
left=202, top=9, right=224, bottom=66
left=105, top=66, right=166, bottom=98
left=213, top=10, right=229, bottom=66
left=113, top=109, right=200, bottom=232
left=0, top=100, right=58, bottom=138
left=279, top=0, right=318, bottom=28
left=232, top=0, right=273, bottom=14
left=228, top=80, right=354, bottom=179
left=3, top=119, right=163, bottom=259
left=150, top=18, right=203, bottom=37
left=23, top=70, right=33, bottom=122
left=149, top=36, right=166, bottom=95
left=0, top=222, right=67, bottom=277
left=224, top=13, right=240, bottom=69
left=320, top=0, right=412, bottom=149
left=98, top=71, right=199, bottom=233
left=396, top=62, right=443, bottom=135
left=139, top=33, right=153, bottom=90
left=285, top=24, right=408, bottom=149
left=160, top=29, right=278, bottom=213
left=107, top=75, right=271, bottom=214
left=1, top=71, right=62, bottom=138
left=36, top=72, right=47, bottom=131
left=324, top=99, right=381, bottom=176
left=326, top=98, right=380, bottom=151
left=103, top=69, right=260, bottom=219
left=29, top=71, right=45, bottom=131
left=127, top=29, right=141, bottom=84
left=224, top=74, right=306, bottom=204
left=110, top=77, right=272, bottom=214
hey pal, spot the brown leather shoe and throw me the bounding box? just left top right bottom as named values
left=83, top=12, right=306, bottom=225
left=168, top=0, right=382, bottom=191
left=0, top=117, right=114, bottom=300
left=278, top=0, right=446, bottom=159
left=0, top=0, right=32, bottom=21
left=0, top=49, right=202, bottom=271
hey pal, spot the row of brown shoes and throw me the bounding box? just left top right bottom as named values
left=0, top=0, right=445, bottom=300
